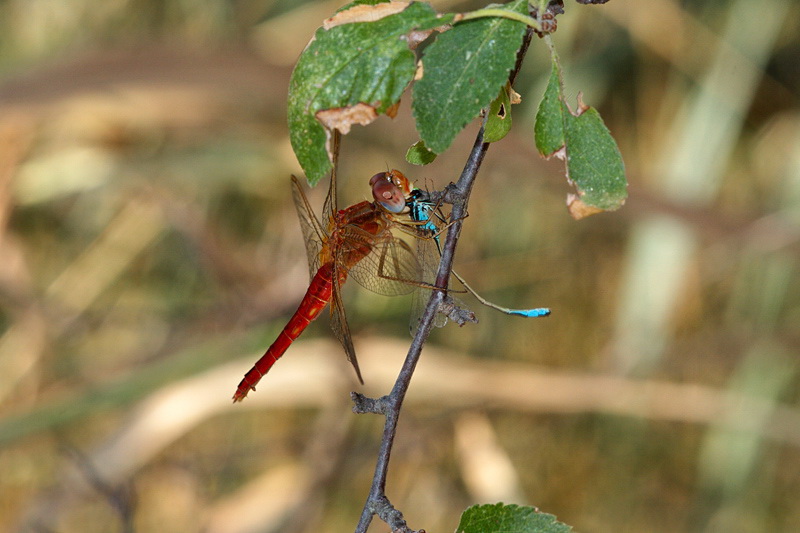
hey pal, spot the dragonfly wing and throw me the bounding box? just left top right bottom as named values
left=345, top=228, right=421, bottom=296
left=291, top=175, right=326, bottom=279
left=405, top=193, right=458, bottom=336
left=329, top=265, right=364, bottom=384
left=322, top=130, right=341, bottom=223
left=410, top=232, right=449, bottom=336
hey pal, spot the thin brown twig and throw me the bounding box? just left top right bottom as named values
left=352, top=25, right=535, bottom=533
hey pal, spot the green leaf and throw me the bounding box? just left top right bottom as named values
left=562, top=100, right=627, bottom=217
left=413, top=0, right=528, bottom=154
left=534, top=61, right=564, bottom=156
left=406, top=140, right=438, bottom=165
left=484, top=84, right=513, bottom=143
left=533, top=58, right=627, bottom=218
left=287, top=2, right=453, bottom=184
left=456, top=503, right=573, bottom=533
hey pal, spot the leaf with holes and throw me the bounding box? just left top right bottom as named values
left=287, top=1, right=453, bottom=184
left=484, top=83, right=516, bottom=143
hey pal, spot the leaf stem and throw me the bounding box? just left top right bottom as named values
left=458, top=7, right=541, bottom=32
left=536, top=0, right=551, bottom=15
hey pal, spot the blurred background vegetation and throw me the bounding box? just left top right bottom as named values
left=0, top=0, right=799, bottom=531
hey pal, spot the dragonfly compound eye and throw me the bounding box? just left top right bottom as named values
left=371, top=173, right=406, bottom=213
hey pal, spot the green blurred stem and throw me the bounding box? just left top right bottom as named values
left=458, top=8, right=541, bottom=32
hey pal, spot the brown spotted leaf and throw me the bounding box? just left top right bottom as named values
left=288, top=1, right=453, bottom=184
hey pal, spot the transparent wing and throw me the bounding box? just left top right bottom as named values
left=328, top=265, right=364, bottom=384
left=322, top=130, right=341, bottom=224
left=292, top=130, right=339, bottom=280
left=291, top=175, right=326, bottom=279
left=404, top=193, right=451, bottom=336
left=410, top=226, right=449, bottom=337
left=343, top=226, right=421, bottom=297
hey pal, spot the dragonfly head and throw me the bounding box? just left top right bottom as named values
left=370, top=170, right=410, bottom=213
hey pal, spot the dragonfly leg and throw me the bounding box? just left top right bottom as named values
left=373, top=238, right=441, bottom=290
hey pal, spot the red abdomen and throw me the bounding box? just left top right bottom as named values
left=232, top=263, right=336, bottom=402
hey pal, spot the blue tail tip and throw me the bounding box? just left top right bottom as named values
left=511, top=308, right=551, bottom=318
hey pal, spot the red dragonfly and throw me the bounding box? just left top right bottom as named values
left=233, top=168, right=421, bottom=402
